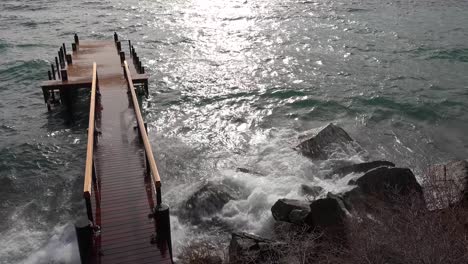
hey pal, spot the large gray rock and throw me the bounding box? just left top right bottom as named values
left=331, top=160, right=395, bottom=178
left=183, top=182, right=236, bottom=224
left=296, top=123, right=362, bottom=160
left=271, top=199, right=310, bottom=224
left=424, top=160, right=468, bottom=209
left=229, top=232, right=286, bottom=264
left=355, top=167, right=423, bottom=197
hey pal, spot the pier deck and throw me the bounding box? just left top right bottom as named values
left=42, top=35, right=172, bottom=264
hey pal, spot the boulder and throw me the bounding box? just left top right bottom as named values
left=424, top=160, right=468, bottom=208
left=271, top=199, right=310, bottom=224
left=296, top=123, right=362, bottom=160
left=342, top=167, right=425, bottom=213
left=332, top=160, right=395, bottom=177
left=355, top=167, right=423, bottom=197
left=229, top=232, right=286, bottom=264
left=303, top=195, right=348, bottom=242
left=300, top=184, right=323, bottom=198
left=183, top=182, right=236, bottom=224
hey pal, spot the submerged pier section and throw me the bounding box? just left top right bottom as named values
left=41, top=34, right=172, bottom=264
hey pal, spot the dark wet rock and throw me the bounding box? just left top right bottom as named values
left=236, top=167, right=251, bottom=173
left=300, top=184, right=323, bottom=197
left=183, top=182, right=236, bottom=223
left=303, top=195, right=348, bottom=242
left=355, top=167, right=423, bottom=197
left=229, top=232, right=286, bottom=264
left=289, top=209, right=310, bottom=224
left=342, top=167, right=425, bottom=214
left=296, top=123, right=362, bottom=160
left=424, top=160, right=468, bottom=208
left=332, top=160, right=395, bottom=178
left=271, top=198, right=310, bottom=223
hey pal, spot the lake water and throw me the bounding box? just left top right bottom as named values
left=1, top=0, right=467, bottom=263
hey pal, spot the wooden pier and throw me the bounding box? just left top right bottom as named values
left=41, top=34, right=172, bottom=264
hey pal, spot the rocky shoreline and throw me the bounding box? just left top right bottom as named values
left=179, top=124, right=468, bottom=264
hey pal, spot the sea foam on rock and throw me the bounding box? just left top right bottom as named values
left=181, top=182, right=237, bottom=224
left=296, top=123, right=364, bottom=160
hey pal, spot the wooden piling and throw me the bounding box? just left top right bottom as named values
left=119, top=51, right=125, bottom=63
left=72, top=43, right=77, bottom=52
left=54, top=58, right=60, bottom=78
left=74, top=33, right=79, bottom=45
left=62, top=43, right=67, bottom=58
left=116, top=41, right=121, bottom=53
left=48, top=71, right=52, bottom=80
left=61, top=69, right=68, bottom=81
left=114, top=32, right=118, bottom=42
left=66, top=54, right=73, bottom=64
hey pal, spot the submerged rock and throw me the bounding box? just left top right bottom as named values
left=182, top=182, right=236, bottom=224
left=331, top=160, right=395, bottom=178
left=229, top=232, right=286, bottom=264
left=296, top=123, right=362, bottom=160
left=271, top=199, right=310, bottom=224
left=424, top=160, right=468, bottom=208
left=300, top=184, right=323, bottom=198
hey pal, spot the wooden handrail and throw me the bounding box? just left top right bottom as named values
left=83, top=62, right=98, bottom=198
left=123, top=61, right=162, bottom=203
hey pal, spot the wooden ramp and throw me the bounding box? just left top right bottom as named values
left=42, top=34, right=172, bottom=264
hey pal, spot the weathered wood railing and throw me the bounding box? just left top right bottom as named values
left=83, top=62, right=100, bottom=225
left=123, top=60, right=162, bottom=205
left=123, top=60, right=172, bottom=254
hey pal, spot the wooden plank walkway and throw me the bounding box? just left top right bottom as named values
left=42, top=36, right=172, bottom=264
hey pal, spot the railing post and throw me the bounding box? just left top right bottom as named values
left=119, top=51, right=125, bottom=63
left=48, top=70, right=52, bottom=80
left=66, top=54, right=73, bottom=64
left=154, top=199, right=172, bottom=260
left=114, top=32, right=118, bottom=42
left=75, top=217, right=93, bottom=264
left=62, top=43, right=67, bottom=58
left=72, top=43, right=77, bottom=52
left=74, top=33, right=79, bottom=45
left=55, top=57, right=60, bottom=78
left=61, top=68, right=68, bottom=81
left=116, top=41, right=121, bottom=53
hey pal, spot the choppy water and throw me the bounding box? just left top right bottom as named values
left=1, top=0, right=467, bottom=263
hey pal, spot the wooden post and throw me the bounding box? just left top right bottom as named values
left=62, top=43, right=67, bottom=58
left=66, top=54, right=73, bottom=64
left=119, top=51, right=125, bottom=63
left=72, top=43, right=77, bottom=52
left=74, top=33, right=79, bottom=45
left=116, top=41, right=121, bottom=53
left=51, top=64, right=56, bottom=80
left=55, top=57, right=60, bottom=78
left=114, top=32, right=118, bottom=42
left=138, top=61, right=142, bottom=73
left=141, top=66, right=145, bottom=74
left=128, top=40, right=131, bottom=53
left=48, top=71, right=52, bottom=80
left=61, top=69, right=68, bottom=81
left=154, top=202, right=173, bottom=261
left=75, top=218, right=93, bottom=264
left=58, top=50, right=64, bottom=69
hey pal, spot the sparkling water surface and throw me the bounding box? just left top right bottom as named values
left=1, top=0, right=467, bottom=263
